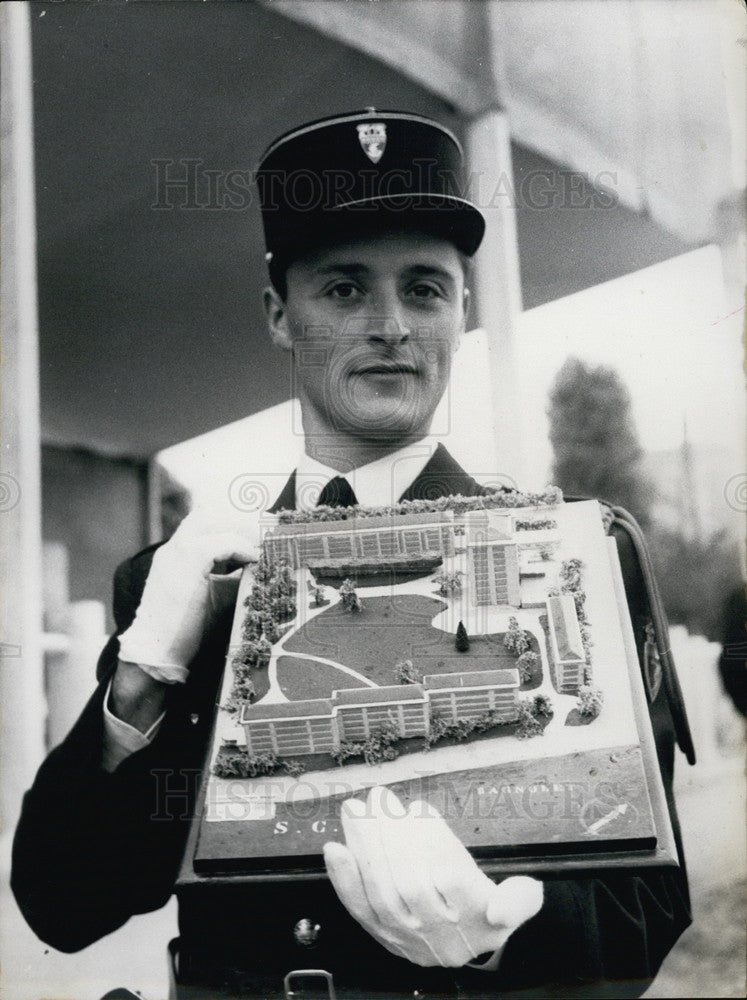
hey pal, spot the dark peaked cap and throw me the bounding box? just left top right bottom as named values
left=256, top=109, right=486, bottom=263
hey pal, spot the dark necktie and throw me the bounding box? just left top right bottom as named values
left=316, top=476, right=358, bottom=508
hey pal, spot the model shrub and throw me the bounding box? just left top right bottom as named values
left=434, top=569, right=464, bottom=595
left=332, top=724, right=400, bottom=766
left=577, top=684, right=604, bottom=718
left=580, top=624, right=594, bottom=664
left=424, top=709, right=501, bottom=749
left=395, top=659, right=422, bottom=684
left=244, top=553, right=298, bottom=642
left=281, top=759, right=307, bottom=778
left=516, top=650, right=539, bottom=683
left=516, top=698, right=543, bottom=739
left=243, top=750, right=280, bottom=777
left=533, top=693, right=554, bottom=717
left=242, top=609, right=265, bottom=641
left=275, top=487, right=563, bottom=525
left=234, top=637, right=271, bottom=670
left=212, top=746, right=249, bottom=778
left=559, top=558, right=583, bottom=591
left=212, top=747, right=281, bottom=779
left=222, top=668, right=256, bottom=714
left=558, top=559, right=588, bottom=623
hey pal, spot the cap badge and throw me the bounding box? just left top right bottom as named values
left=357, top=122, right=387, bottom=163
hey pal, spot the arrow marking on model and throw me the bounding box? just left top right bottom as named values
left=588, top=802, right=629, bottom=834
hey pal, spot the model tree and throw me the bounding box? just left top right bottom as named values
left=434, top=568, right=464, bottom=596
left=339, top=578, right=362, bottom=612
left=455, top=620, right=470, bottom=652
left=395, top=659, right=422, bottom=684
left=236, top=637, right=271, bottom=670
left=504, top=615, right=530, bottom=655
left=243, top=553, right=297, bottom=642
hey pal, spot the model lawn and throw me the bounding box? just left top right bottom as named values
left=214, top=564, right=595, bottom=780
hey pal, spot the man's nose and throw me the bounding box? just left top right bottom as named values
left=365, top=314, right=410, bottom=348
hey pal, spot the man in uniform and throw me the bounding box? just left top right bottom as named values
left=12, top=110, right=692, bottom=999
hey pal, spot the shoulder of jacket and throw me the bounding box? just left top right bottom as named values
left=112, top=540, right=165, bottom=628
left=426, top=444, right=518, bottom=498
left=114, top=540, right=164, bottom=584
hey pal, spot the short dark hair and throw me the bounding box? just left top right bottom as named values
left=268, top=255, right=289, bottom=302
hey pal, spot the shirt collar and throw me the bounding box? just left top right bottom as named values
left=294, top=436, right=439, bottom=511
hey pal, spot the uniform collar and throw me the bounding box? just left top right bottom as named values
left=294, top=436, right=439, bottom=511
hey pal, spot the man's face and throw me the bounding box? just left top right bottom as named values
left=265, top=229, right=469, bottom=445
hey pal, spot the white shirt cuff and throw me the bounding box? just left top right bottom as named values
left=101, top=678, right=165, bottom=772
left=466, top=945, right=505, bottom=972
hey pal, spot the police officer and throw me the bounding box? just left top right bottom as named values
left=12, top=110, right=691, bottom=999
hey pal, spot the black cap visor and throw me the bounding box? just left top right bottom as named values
left=267, top=193, right=485, bottom=270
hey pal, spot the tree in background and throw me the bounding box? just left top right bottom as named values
left=547, top=357, right=742, bottom=641
left=547, top=357, right=654, bottom=526
left=647, top=528, right=743, bottom=642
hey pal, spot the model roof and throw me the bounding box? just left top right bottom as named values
left=547, top=593, right=585, bottom=661
left=423, top=669, right=519, bottom=690
left=240, top=698, right=333, bottom=723
left=332, top=684, right=427, bottom=706
left=269, top=509, right=455, bottom=538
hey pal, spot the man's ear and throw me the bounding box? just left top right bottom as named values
left=462, top=287, right=471, bottom=333
left=263, top=285, right=294, bottom=352
left=452, top=287, right=470, bottom=354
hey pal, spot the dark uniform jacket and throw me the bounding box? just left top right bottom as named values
left=12, top=444, right=691, bottom=999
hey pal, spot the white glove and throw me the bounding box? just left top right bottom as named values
left=324, top=786, right=543, bottom=969
left=118, top=507, right=272, bottom=684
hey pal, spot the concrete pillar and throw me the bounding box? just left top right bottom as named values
left=464, top=2, right=523, bottom=486
left=465, top=111, right=523, bottom=484
left=0, top=3, right=45, bottom=842
left=46, top=601, right=107, bottom=751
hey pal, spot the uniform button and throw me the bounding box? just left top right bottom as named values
left=293, top=917, right=320, bottom=946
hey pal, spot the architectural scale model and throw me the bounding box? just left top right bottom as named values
left=188, top=495, right=673, bottom=876
left=214, top=492, right=602, bottom=777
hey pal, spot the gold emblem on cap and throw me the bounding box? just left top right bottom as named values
left=357, top=122, right=387, bottom=163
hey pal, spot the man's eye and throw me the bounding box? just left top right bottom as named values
left=328, top=282, right=360, bottom=300
left=409, top=283, right=442, bottom=300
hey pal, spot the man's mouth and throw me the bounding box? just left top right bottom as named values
left=353, top=362, right=420, bottom=376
